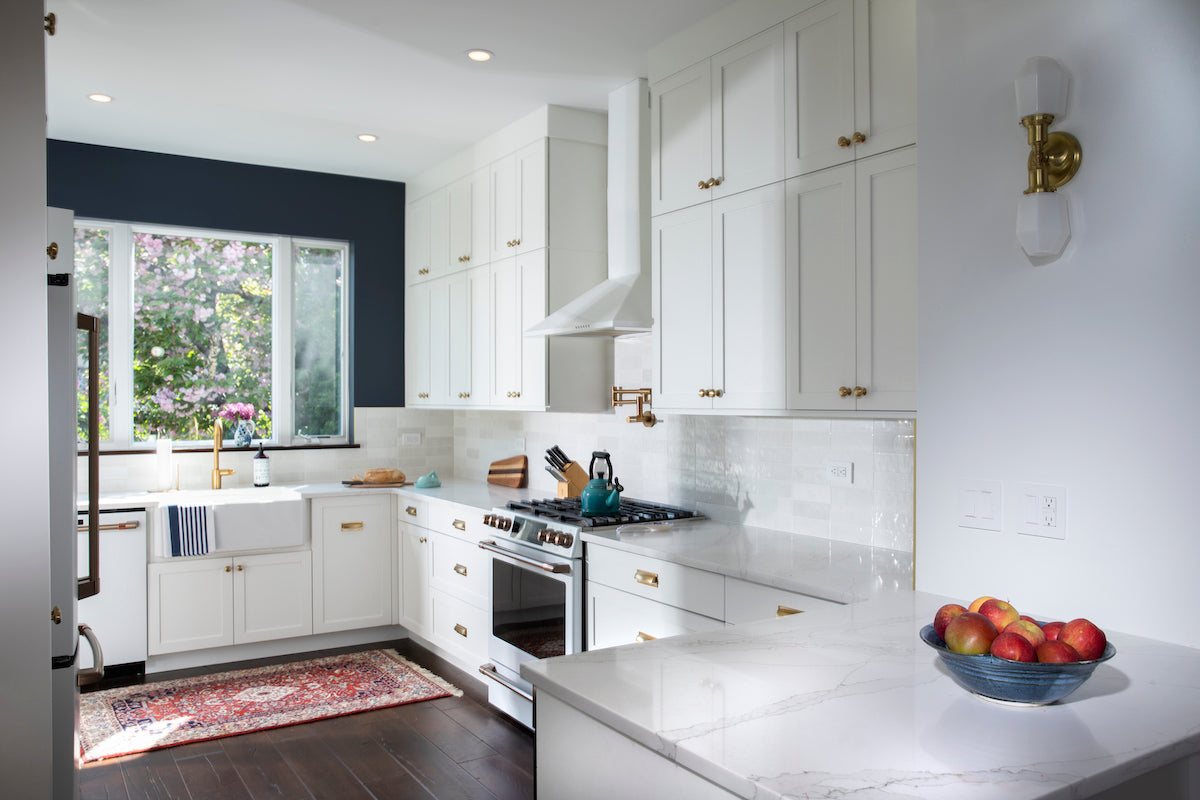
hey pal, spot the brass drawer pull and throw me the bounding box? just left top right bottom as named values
left=406, top=506, right=418, bottom=516
left=634, top=569, right=659, bottom=588
left=454, top=623, right=468, bottom=638
left=453, top=519, right=466, bottom=531
left=454, top=563, right=468, bottom=577
left=635, top=631, right=657, bottom=642
left=776, top=605, right=803, bottom=617
left=341, top=521, right=364, bottom=531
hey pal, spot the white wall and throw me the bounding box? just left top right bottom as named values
left=915, top=1, right=1200, bottom=647
left=0, top=0, right=55, bottom=792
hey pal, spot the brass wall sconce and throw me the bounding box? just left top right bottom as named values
left=611, top=387, right=657, bottom=427
left=1015, top=57, right=1082, bottom=264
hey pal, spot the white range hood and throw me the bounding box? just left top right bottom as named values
left=525, top=78, right=652, bottom=337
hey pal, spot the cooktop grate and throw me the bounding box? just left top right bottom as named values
left=506, top=497, right=701, bottom=528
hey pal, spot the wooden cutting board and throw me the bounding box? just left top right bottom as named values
left=487, top=455, right=528, bottom=488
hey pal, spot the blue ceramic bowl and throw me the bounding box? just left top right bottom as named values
left=919, top=624, right=1116, bottom=706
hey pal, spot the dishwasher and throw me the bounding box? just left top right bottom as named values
left=77, top=508, right=148, bottom=677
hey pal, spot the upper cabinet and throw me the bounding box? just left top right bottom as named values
left=651, top=26, right=785, bottom=216
left=490, top=140, right=547, bottom=261
left=784, top=0, right=916, bottom=177
left=410, top=169, right=489, bottom=284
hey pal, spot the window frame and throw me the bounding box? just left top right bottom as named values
left=75, top=218, right=351, bottom=450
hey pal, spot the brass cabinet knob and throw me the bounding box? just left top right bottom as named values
left=419, top=536, right=428, bottom=543
left=853, top=386, right=867, bottom=397
left=706, top=177, right=722, bottom=188
left=838, top=386, right=852, bottom=397
left=236, top=564, right=244, bottom=571
left=224, top=565, right=232, bottom=572
left=51, top=605, right=62, bottom=624
left=838, top=136, right=852, bottom=148
left=712, top=388, right=723, bottom=398
left=698, top=180, right=709, bottom=190
left=47, top=242, right=59, bottom=260
left=852, top=131, right=867, bottom=144
left=698, top=388, right=707, bottom=398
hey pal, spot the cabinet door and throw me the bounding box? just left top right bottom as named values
left=850, top=0, right=917, bottom=163
left=491, top=251, right=547, bottom=408
left=406, top=195, right=431, bottom=283
left=490, top=154, right=518, bottom=261
left=447, top=271, right=471, bottom=405
left=312, top=496, right=393, bottom=633
left=784, top=0, right=856, bottom=177
left=712, top=181, right=786, bottom=410
left=467, top=264, right=491, bottom=406
left=147, top=558, right=233, bottom=655
left=650, top=60, right=712, bottom=216
left=710, top=25, right=785, bottom=201
left=428, top=186, right=451, bottom=278
left=406, top=281, right=432, bottom=404
left=785, top=163, right=857, bottom=410
left=587, top=582, right=723, bottom=651
left=400, top=524, right=432, bottom=637
left=428, top=277, right=452, bottom=405
left=447, top=175, right=473, bottom=270
left=517, top=249, right=548, bottom=408
left=652, top=203, right=714, bottom=409
left=234, top=551, right=312, bottom=643
left=514, top=139, right=547, bottom=254
left=854, top=146, right=916, bottom=411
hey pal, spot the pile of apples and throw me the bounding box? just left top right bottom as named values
left=932, top=596, right=1107, bottom=663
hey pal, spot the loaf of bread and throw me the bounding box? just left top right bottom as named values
left=362, top=468, right=405, bottom=484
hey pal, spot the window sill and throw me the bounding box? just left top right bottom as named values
left=82, top=443, right=361, bottom=456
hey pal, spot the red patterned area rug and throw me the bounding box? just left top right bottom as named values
left=79, top=649, right=460, bottom=763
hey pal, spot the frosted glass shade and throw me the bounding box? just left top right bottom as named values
left=1015, top=57, right=1069, bottom=118
left=1016, top=192, right=1071, bottom=261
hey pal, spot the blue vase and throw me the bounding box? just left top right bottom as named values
left=233, top=419, right=254, bottom=447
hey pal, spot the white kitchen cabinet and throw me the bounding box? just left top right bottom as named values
left=148, top=551, right=312, bottom=655
left=723, top=575, right=842, bottom=625
left=587, top=543, right=725, bottom=620
left=400, top=523, right=432, bottom=637
left=490, top=139, right=547, bottom=261
left=311, top=495, right=394, bottom=634
left=406, top=193, right=432, bottom=283
left=784, top=0, right=916, bottom=178
left=405, top=280, right=434, bottom=405
left=651, top=26, right=785, bottom=216
left=431, top=587, right=490, bottom=666
left=785, top=146, right=916, bottom=412
left=447, top=264, right=490, bottom=405
left=448, top=167, right=490, bottom=272
left=490, top=251, right=547, bottom=408
left=587, top=582, right=724, bottom=650
left=653, top=181, right=786, bottom=411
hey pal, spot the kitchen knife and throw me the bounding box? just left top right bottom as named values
left=545, top=465, right=568, bottom=483
left=546, top=448, right=567, bottom=470
left=545, top=454, right=563, bottom=471
left=550, top=446, right=570, bottom=467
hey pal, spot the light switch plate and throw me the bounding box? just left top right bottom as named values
left=958, top=479, right=1002, bottom=532
left=1016, top=483, right=1067, bottom=539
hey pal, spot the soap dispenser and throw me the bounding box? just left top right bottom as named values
left=253, top=442, right=270, bottom=487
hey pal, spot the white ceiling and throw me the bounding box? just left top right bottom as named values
left=45, top=0, right=738, bottom=183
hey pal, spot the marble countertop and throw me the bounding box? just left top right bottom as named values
left=522, top=590, right=1200, bottom=800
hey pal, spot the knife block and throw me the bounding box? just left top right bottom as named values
left=556, top=461, right=590, bottom=499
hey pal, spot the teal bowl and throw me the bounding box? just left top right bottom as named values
left=919, top=624, right=1115, bottom=706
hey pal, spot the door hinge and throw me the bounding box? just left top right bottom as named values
left=44, top=12, right=56, bottom=36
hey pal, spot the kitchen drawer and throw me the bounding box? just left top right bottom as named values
left=586, top=543, right=724, bottom=620
left=429, top=529, right=491, bottom=609
left=587, top=582, right=723, bottom=650
left=428, top=501, right=486, bottom=541
left=397, top=496, right=428, bottom=529
left=431, top=588, right=489, bottom=664
left=723, top=576, right=843, bottom=625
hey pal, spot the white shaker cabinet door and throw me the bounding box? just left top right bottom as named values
left=652, top=203, right=714, bottom=409
left=651, top=60, right=712, bottom=216
left=406, top=281, right=432, bottom=405
left=712, top=181, right=786, bottom=410
left=233, top=551, right=312, bottom=644
left=710, top=25, right=785, bottom=201
left=784, top=0, right=857, bottom=177
left=147, top=558, right=234, bottom=655
left=400, top=523, right=432, bottom=637
left=312, top=495, right=394, bottom=634
left=850, top=0, right=917, bottom=163
left=427, top=277, right=452, bottom=405
left=406, top=194, right=431, bottom=284
left=428, top=185, right=451, bottom=279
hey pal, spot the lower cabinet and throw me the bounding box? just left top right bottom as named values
left=723, top=575, right=843, bottom=624
left=431, top=587, right=490, bottom=665
left=148, top=551, right=312, bottom=655
left=588, top=582, right=724, bottom=649
left=399, top=522, right=432, bottom=637
left=312, top=495, right=394, bottom=634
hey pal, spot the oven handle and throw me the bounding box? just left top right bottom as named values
left=478, top=663, right=534, bottom=702
left=478, top=540, right=571, bottom=574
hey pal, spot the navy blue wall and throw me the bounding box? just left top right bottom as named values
left=46, top=139, right=405, bottom=407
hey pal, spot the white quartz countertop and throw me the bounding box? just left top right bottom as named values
left=522, top=591, right=1200, bottom=800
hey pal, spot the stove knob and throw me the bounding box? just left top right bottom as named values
left=502, top=518, right=512, bottom=532
left=560, top=533, right=574, bottom=548
left=483, top=514, right=493, bottom=526
left=538, top=529, right=552, bottom=543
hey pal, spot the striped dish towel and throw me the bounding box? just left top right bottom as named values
left=166, top=505, right=214, bottom=557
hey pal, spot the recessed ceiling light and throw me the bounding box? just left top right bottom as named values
left=466, top=49, right=493, bottom=62
left=88, top=93, right=112, bottom=103
left=357, top=133, right=377, bottom=143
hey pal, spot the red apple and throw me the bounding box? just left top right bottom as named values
left=1036, top=640, right=1081, bottom=663
left=1042, top=621, right=1065, bottom=641
left=1059, top=618, right=1107, bottom=661
left=1004, top=619, right=1047, bottom=649
left=990, top=631, right=1037, bottom=662
left=978, top=598, right=1020, bottom=633
left=933, top=603, right=967, bottom=640
left=944, top=612, right=998, bottom=655
left=967, top=595, right=996, bottom=614
left=1019, top=615, right=1039, bottom=625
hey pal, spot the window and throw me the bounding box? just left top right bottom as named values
left=74, top=221, right=350, bottom=448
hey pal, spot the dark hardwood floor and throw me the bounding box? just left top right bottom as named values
left=78, top=639, right=535, bottom=800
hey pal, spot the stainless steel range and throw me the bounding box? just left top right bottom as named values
left=475, top=497, right=702, bottom=728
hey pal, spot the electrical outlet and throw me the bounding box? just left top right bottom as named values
left=827, top=460, right=853, bottom=486
left=1017, top=483, right=1067, bottom=539
left=958, top=479, right=1002, bottom=532
left=401, top=433, right=421, bottom=447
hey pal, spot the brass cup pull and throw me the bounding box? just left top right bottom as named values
left=838, top=135, right=852, bottom=148
left=453, top=519, right=466, bottom=531
left=635, top=631, right=657, bottom=643
left=453, top=623, right=468, bottom=638
left=853, top=386, right=867, bottom=397
left=776, top=605, right=803, bottom=617
left=634, top=569, right=659, bottom=588
left=852, top=131, right=867, bottom=144
left=406, top=506, right=418, bottom=516
left=341, top=521, right=364, bottom=531
left=838, top=386, right=853, bottom=397
left=454, top=563, right=468, bottom=576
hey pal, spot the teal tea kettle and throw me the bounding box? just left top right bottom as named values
left=580, top=450, right=623, bottom=517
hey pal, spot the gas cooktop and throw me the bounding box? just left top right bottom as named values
left=506, top=497, right=702, bottom=529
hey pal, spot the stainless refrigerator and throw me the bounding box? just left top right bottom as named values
left=47, top=206, right=103, bottom=799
